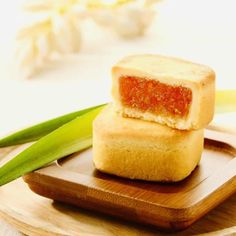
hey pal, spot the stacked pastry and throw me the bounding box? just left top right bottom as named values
left=93, top=55, right=215, bottom=182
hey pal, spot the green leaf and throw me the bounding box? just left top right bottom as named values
left=0, top=105, right=105, bottom=186
left=216, top=90, right=236, bottom=113
left=0, top=104, right=106, bottom=147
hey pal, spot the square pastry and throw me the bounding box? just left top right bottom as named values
left=93, top=105, right=204, bottom=182
left=112, top=54, right=215, bottom=130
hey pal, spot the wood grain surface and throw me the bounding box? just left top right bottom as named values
left=0, top=129, right=235, bottom=235
left=23, top=129, right=236, bottom=231
left=0, top=178, right=236, bottom=236
left=0, top=219, right=22, bottom=236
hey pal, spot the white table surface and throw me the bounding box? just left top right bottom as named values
left=0, top=0, right=236, bottom=234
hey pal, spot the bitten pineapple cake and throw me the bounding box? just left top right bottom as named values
left=93, top=105, right=204, bottom=182
left=112, top=54, right=215, bottom=130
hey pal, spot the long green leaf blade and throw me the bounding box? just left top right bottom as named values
left=216, top=90, right=236, bottom=113
left=0, top=104, right=105, bottom=147
left=0, top=105, right=105, bottom=186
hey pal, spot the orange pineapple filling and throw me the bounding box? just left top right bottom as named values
left=119, top=76, right=192, bottom=117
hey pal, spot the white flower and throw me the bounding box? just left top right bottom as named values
left=51, top=12, right=81, bottom=54
left=15, top=18, right=52, bottom=78
left=89, top=0, right=157, bottom=38
left=15, top=0, right=82, bottom=78
left=15, top=0, right=159, bottom=78
left=112, top=4, right=155, bottom=38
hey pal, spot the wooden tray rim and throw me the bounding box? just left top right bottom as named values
left=24, top=129, right=236, bottom=223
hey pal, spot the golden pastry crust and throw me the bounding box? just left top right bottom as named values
left=112, top=54, right=215, bottom=130
left=93, top=105, right=204, bottom=182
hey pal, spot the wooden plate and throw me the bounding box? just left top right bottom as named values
left=23, top=129, right=236, bottom=231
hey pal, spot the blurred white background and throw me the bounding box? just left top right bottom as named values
left=0, top=0, right=236, bottom=136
